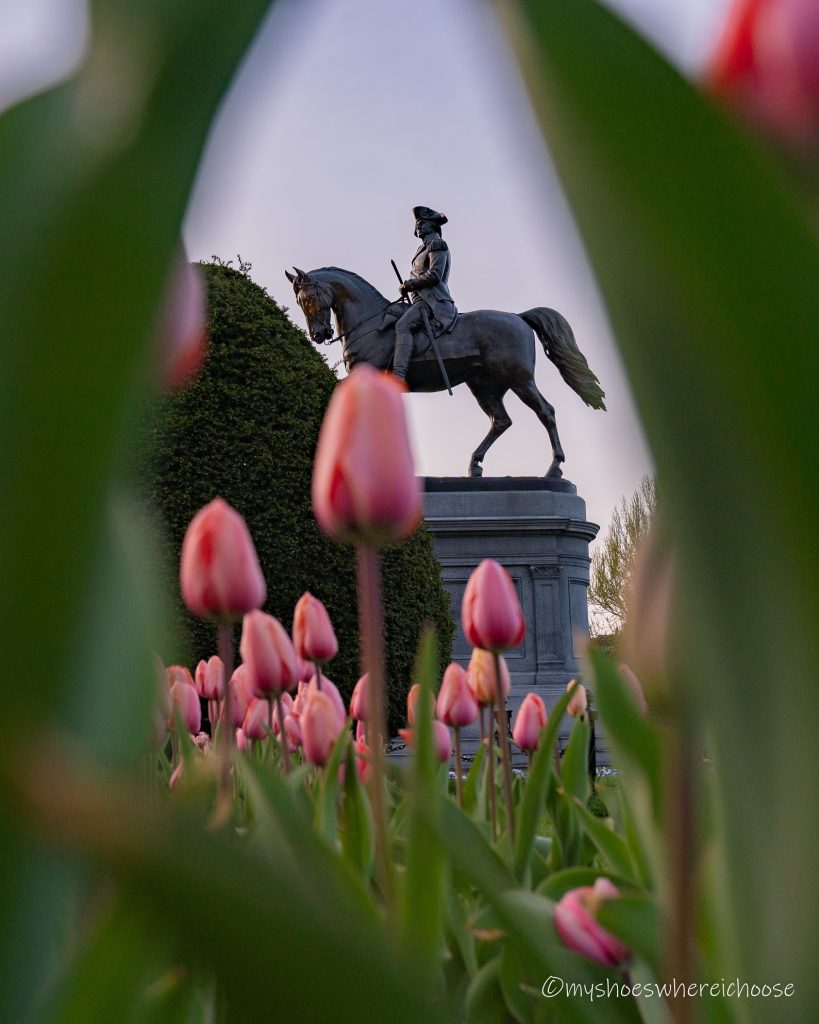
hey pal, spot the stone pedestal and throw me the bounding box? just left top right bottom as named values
left=423, top=477, right=598, bottom=759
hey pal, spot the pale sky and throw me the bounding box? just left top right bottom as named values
left=0, top=0, right=731, bottom=537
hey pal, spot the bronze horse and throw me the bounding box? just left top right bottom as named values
left=285, top=266, right=605, bottom=478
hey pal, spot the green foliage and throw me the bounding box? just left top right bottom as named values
left=588, top=474, right=657, bottom=637
left=138, top=261, right=453, bottom=733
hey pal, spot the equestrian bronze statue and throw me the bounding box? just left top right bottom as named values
left=285, top=207, right=606, bottom=479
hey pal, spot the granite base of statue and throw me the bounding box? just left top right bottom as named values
left=422, top=476, right=599, bottom=767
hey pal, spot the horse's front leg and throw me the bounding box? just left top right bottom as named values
left=466, top=382, right=512, bottom=478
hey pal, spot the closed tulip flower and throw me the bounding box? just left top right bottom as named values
left=467, top=648, right=511, bottom=707
left=242, top=698, right=271, bottom=741
left=566, top=680, right=588, bottom=718
left=293, top=592, right=338, bottom=663
left=301, top=690, right=345, bottom=767
left=228, top=665, right=254, bottom=728
left=436, top=663, right=479, bottom=728
left=398, top=720, right=452, bottom=764
left=462, top=559, right=525, bottom=653
left=170, top=680, right=201, bottom=734
left=349, top=673, right=369, bottom=721
left=194, top=655, right=224, bottom=701
left=180, top=498, right=266, bottom=621
left=354, top=736, right=371, bottom=784
left=513, top=693, right=548, bottom=751
left=157, top=257, right=208, bottom=389
left=284, top=714, right=302, bottom=751
left=312, top=364, right=421, bottom=545
left=240, top=610, right=299, bottom=697
left=236, top=728, right=251, bottom=753
left=554, top=878, right=630, bottom=967
left=708, top=0, right=819, bottom=148
left=307, top=675, right=347, bottom=730
left=166, top=665, right=194, bottom=690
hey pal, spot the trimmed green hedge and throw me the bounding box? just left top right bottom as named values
left=138, top=260, right=453, bottom=734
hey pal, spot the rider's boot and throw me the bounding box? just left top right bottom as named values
left=392, top=327, right=414, bottom=382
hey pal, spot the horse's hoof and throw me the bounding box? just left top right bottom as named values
left=469, top=462, right=484, bottom=478
left=546, top=460, right=564, bottom=479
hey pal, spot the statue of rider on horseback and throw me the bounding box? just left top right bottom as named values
left=392, top=206, right=458, bottom=382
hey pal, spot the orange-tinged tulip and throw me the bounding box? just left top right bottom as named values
left=194, top=655, right=224, bottom=700
left=166, top=665, right=194, bottom=690
left=240, top=610, right=299, bottom=697
left=293, top=592, right=338, bottom=663
left=180, top=498, right=266, bottom=621
left=512, top=693, right=547, bottom=751
left=349, top=673, right=369, bottom=721
left=170, top=681, right=201, bottom=734
left=566, top=680, right=588, bottom=718
left=554, top=878, right=630, bottom=967
left=406, top=682, right=435, bottom=725
left=467, top=648, right=511, bottom=707
left=354, top=736, right=371, bottom=784
left=312, top=365, right=421, bottom=545
left=462, top=559, right=525, bottom=653
left=307, top=675, right=347, bottom=729
left=399, top=720, right=452, bottom=764
left=436, top=663, right=479, bottom=728
left=301, top=690, right=345, bottom=767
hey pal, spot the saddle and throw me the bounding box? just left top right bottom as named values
left=380, top=301, right=475, bottom=363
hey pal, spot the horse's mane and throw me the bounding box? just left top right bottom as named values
left=312, top=266, right=387, bottom=303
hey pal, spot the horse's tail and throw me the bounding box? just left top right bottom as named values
left=519, top=307, right=606, bottom=411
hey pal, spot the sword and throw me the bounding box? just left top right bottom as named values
left=390, top=259, right=453, bottom=396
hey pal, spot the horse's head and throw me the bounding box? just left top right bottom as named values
left=285, top=267, right=333, bottom=343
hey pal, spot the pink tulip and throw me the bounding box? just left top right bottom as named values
left=307, top=675, right=347, bottom=730
left=157, top=257, right=209, bottom=389
left=291, top=680, right=309, bottom=721
left=236, top=728, right=250, bottom=753
left=284, top=714, right=302, bottom=751
left=566, top=680, right=588, bottom=718
left=169, top=761, right=185, bottom=790
left=513, top=693, right=548, bottom=751
left=170, top=680, right=201, bottom=734
left=297, top=657, right=314, bottom=683
left=707, top=0, right=819, bottom=148
left=194, top=655, right=224, bottom=701
left=228, top=665, right=254, bottom=728
left=462, top=559, right=525, bottom=653
left=354, top=736, right=371, bottom=784
left=618, top=663, right=649, bottom=717
left=271, top=692, right=294, bottom=733
left=554, top=878, right=630, bottom=967
left=243, top=698, right=271, bottom=741
left=466, top=648, right=511, bottom=707
left=293, top=592, right=338, bottom=663
left=240, top=610, right=299, bottom=697
left=312, top=364, right=421, bottom=545
left=355, top=719, right=367, bottom=743
left=398, top=720, right=452, bottom=764
left=349, top=673, right=369, bottom=721
left=301, top=690, right=346, bottom=767
left=406, top=683, right=435, bottom=725
left=436, top=663, right=479, bottom=728
left=180, top=498, right=266, bottom=621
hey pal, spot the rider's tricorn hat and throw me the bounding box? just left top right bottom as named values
left=412, top=206, right=448, bottom=226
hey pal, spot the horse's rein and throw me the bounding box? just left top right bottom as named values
left=314, top=296, right=407, bottom=347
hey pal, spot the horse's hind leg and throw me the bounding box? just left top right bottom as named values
left=511, top=379, right=565, bottom=478
left=466, top=380, right=512, bottom=477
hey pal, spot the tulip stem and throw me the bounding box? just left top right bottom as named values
left=212, top=623, right=235, bottom=826
left=313, top=661, right=323, bottom=691
left=274, top=693, right=291, bottom=775
left=453, top=727, right=463, bottom=808
left=486, top=712, right=497, bottom=842
left=356, top=543, right=392, bottom=906
left=493, top=652, right=515, bottom=844
left=666, top=716, right=696, bottom=1024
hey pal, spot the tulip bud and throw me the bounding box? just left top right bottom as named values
left=194, top=655, right=225, bottom=701
left=297, top=657, right=315, bottom=683
left=566, top=680, right=588, bottom=718
left=312, top=364, right=421, bottom=545
left=284, top=714, right=302, bottom=751
left=240, top=610, right=299, bottom=697
left=354, top=736, right=371, bottom=784
left=301, top=690, right=346, bottom=767
left=243, top=698, right=271, bottom=741
left=349, top=673, right=369, bottom=721
left=462, top=559, right=525, bottom=653
left=307, top=675, right=347, bottom=730
left=466, top=648, right=511, bottom=707
left=157, top=257, right=208, bottom=389
left=271, top=692, right=294, bottom=733
left=707, top=0, right=819, bottom=150
left=293, top=592, right=338, bottom=663
left=236, top=728, right=251, bottom=753
left=436, top=663, right=479, bottom=728
left=512, top=692, right=548, bottom=751
left=554, top=878, right=630, bottom=967
left=170, top=680, right=201, bottom=734
left=180, top=498, right=266, bottom=622
left=406, top=682, right=435, bottom=725
left=228, top=665, right=254, bottom=728
left=166, top=665, right=194, bottom=690
left=398, top=720, right=452, bottom=764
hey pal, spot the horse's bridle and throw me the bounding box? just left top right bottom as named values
left=298, top=279, right=402, bottom=347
